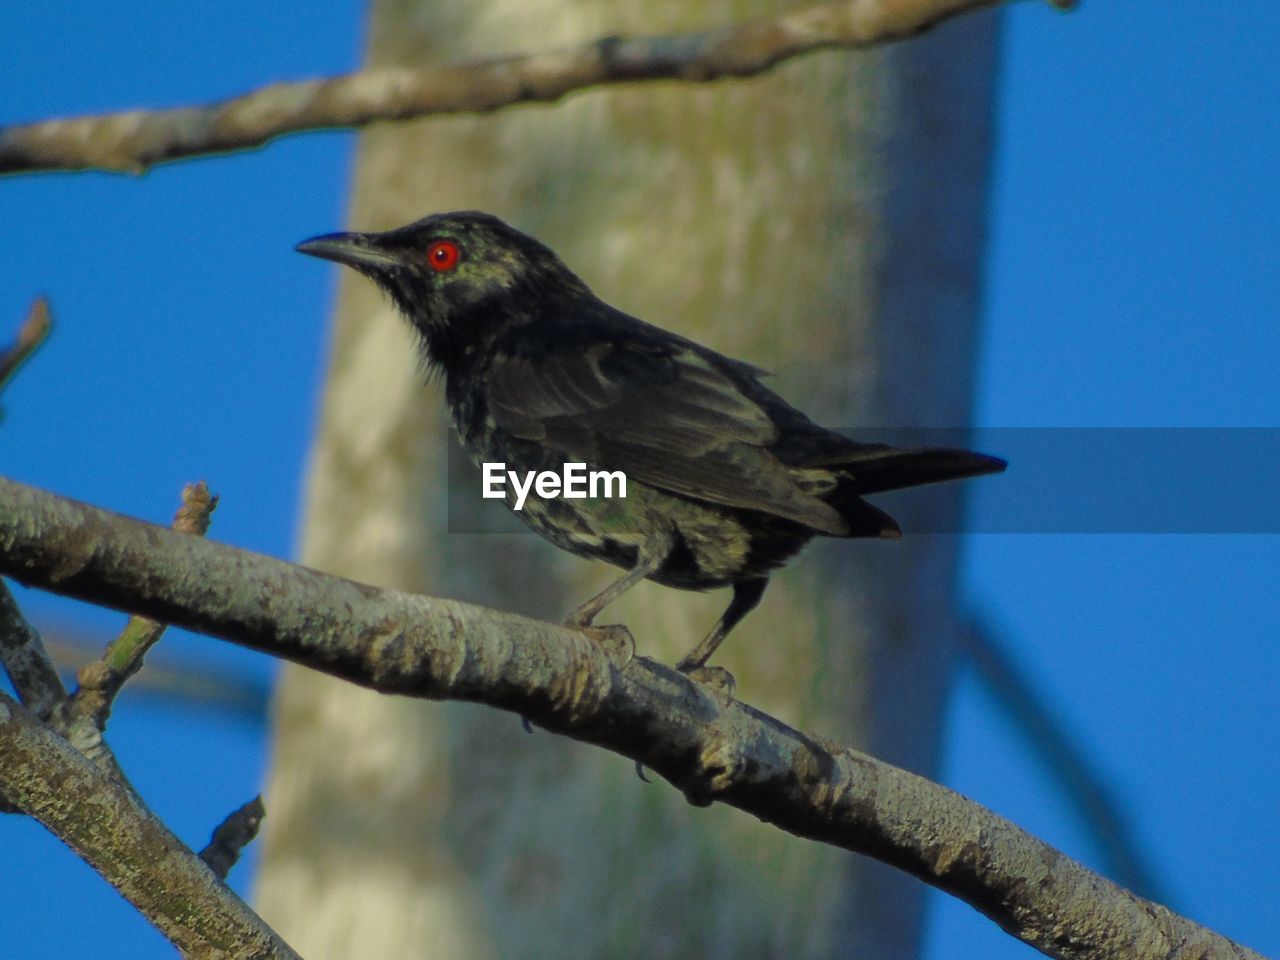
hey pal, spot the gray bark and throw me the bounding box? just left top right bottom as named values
left=0, top=475, right=1261, bottom=960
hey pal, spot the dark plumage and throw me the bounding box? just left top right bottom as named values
left=298, top=211, right=1005, bottom=673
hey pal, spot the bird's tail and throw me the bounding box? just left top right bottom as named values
left=838, top=445, right=1007, bottom=495
left=821, top=445, right=1006, bottom=539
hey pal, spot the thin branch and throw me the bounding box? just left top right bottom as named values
left=0, top=690, right=299, bottom=958
left=200, top=795, right=266, bottom=881
left=0, top=297, right=65, bottom=751
left=0, top=585, right=134, bottom=789
left=72, top=481, right=218, bottom=730
left=0, top=298, right=52, bottom=394
left=0, top=475, right=1260, bottom=960
left=960, top=618, right=1173, bottom=907
left=0, top=0, right=1070, bottom=177
left=44, top=633, right=270, bottom=721
left=0, top=580, right=67, bottom=719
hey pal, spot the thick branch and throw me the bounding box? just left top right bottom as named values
left=0, top=0, right=1057, bottom=177
left=0, top=476, right=1259, bottom=960
left=0, top=690, right=298, bottom=958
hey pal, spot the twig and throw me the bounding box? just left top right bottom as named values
left=0, top=690, right=298, bottom=958
left=0, top=298, right=63, bottom=728
left=0, top=475, right=1259, bottom=960
left=0, top=580, right=67, bottom=719
left=200, top=796, right=266, bottom=880
left=0, top=298, right=52, bottom=397
left=0, top=297, right=68, bottom=803
left=0, top=0, right=1070, bottom=177
left=72, top=481, right=218, bottom=730
left=44, top=633, right=269, bottom=720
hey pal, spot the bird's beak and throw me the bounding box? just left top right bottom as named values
left=295, top=232, right=400, bottom=270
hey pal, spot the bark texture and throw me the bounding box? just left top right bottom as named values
left=0, top=476, right=1263, bottom=960
left=0, top=0, right=1015, bottom=177
left=256, top=2, right=1000, bottom=957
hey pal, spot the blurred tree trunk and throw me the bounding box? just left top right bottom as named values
left=255, top=2, right=1000, bottom=957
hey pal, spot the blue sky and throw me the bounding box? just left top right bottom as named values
left=2, top=3, right=1276, bottom=958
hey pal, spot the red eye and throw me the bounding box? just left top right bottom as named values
left=427, top=239, right=461, bottom=272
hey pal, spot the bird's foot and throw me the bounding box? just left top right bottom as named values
left=678, top=663, right=736, bottom=703
left=572, top=622, right=635, bottom=669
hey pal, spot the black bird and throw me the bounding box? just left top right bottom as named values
left=297, top=212, right=1005, bottom=674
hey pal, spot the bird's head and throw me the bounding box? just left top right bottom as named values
left=297, top=210, right=588, bottom=366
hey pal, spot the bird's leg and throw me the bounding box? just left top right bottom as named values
left=564, top=563, right=652, bottom=629
left=564, top=533, right=672, bottom=629
left=676, top=577, right=769, bottom=673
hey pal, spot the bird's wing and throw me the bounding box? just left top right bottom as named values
left=485, top=340, right=847, bottom=534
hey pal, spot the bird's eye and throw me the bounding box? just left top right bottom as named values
left=427, top=239, right=461, bottom=273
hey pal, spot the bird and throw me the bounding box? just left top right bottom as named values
left=297, top=211, right=1005, bottom=676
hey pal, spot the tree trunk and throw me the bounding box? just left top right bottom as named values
left=255, top=2, right=1000, bottom=957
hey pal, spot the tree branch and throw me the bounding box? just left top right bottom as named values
left=43, top=630, right=270, bottom=721
left=0, top=475, right=1260, bottom=960
left=0, top=0, right=1069, bottom=177
left=72, top=480, right=218, bottom=730
left=0, top=579, right=67, bottom=719
left=0, top=298, right=52, bottom=394
left=0, top=301, right=64, bottom=718
left=200, top=796, right=266, bottom=881
left=0, top=689, right=298, bottom=958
